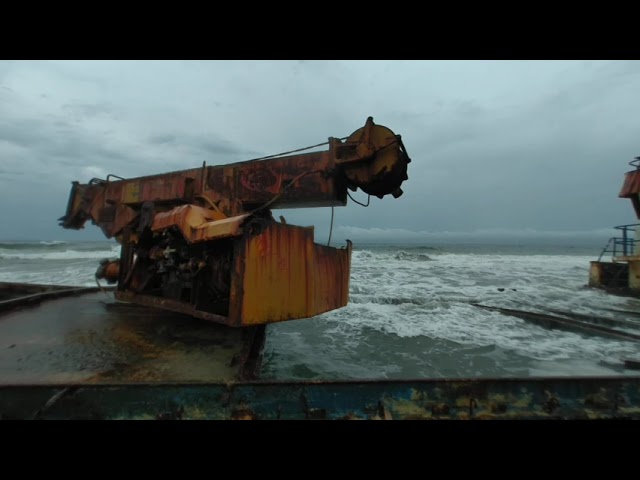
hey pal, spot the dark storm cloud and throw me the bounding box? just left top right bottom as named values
left=1, top=60, right=639, bottom=243
left=0, top=116, right=128, bottom=166
left=148, top=132, right=259, bottom=158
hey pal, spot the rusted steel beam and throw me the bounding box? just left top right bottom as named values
left=60, top=118, right=410, bottom=233
left=115, top=291, right=230, bottom=323
left=237, top=325, right=267, bottom=381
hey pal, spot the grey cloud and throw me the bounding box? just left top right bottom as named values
left=194, top=137, right=256, bottom=157
left=148, top=132, right=261, bottom=159
left=61, top=102, right=114, bottom=119
left=148, top=133, right=177, bottom=145
left=0, top=117, right=128, bottom=167
left=1, top=60, right=639, bottom=242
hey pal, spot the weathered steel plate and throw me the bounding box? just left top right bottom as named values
left=1, top=376, right=640, bottom=420
left=232, top=222, right=352, bottom=326
left=0, top=288, right=263, bottom=385
left=620, top=170, right=640, bottom=198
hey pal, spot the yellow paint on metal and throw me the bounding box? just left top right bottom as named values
left=122, top=182, right=141, bottom=204
left=151, top=205, right=240, bottom=243
left=628, top=260, right=640, bottom=291
left=195, top=214, right=251, bottom=242
left=235, top=222, right=351, bottom=326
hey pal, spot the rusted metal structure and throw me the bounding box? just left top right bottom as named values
left=59, top=117, right=410, bottom=327
left=8, top=119, right=640, bottom=421
left=3, top=377, right=640, bottom=420
left=590, top=157, right=640, bottom=294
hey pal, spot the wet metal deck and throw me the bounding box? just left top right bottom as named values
left=3, top=285, right=640, bottom=419
left=0, top=292, right=256, bottom=385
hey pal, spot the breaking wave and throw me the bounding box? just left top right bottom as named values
left=262, top=245, right=640, bottom=380
left=3, top=240, right=640, bottom=380
left=0, top=241, right=119, bottom=260
left=393, top=251, right=433, bottom=261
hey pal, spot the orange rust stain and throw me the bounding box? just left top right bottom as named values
left=103, top=261, right=120, bottom=283
left=235, top=222, right=351, bottom=326
left=620, top=170, right=640, bottom=198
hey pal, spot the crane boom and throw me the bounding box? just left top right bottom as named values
left=59, top=117, right=411, bottom=326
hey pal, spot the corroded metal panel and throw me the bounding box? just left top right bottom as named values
left=619, top=170, right=640, bottom=198
left=205, top=151, right=348, bottom=211
left=310, top=243, right=351, bottom=314
left=115, top=291, right=230, bottom=323
left=619, top=170, right=640, bottom=218
left=589, top=261, right=629, bottom=289
left=589, top=261, right=604, bottom=287
left=629, top=260, right=640, bottom=291
left=2, top=377, right=640, bottom=420
left=232, top=222, right=352, bottom=326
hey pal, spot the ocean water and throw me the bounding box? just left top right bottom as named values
left=2, top=240, right=640, bottom=380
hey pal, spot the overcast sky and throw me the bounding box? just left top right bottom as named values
left=1, top=60, right=638, bottom=244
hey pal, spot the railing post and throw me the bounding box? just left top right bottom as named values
left=598, top=225, right=640, bottom=261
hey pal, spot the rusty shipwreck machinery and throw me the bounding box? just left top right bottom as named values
left=590, top=156, right=640, bottom=294
left=59, top=117, right=410, bottom=327
left=4, top=123, right=640, bottom=419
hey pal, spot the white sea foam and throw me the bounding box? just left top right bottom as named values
left=0, top=246, right=120, bottom=260
left=0, top=242, right=120, bottom=286
left=3, top=242, right=640, bottom=378
left=330, top=251, right=640, bottom=366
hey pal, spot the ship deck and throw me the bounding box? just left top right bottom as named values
left=2, top=282, right=640, bottom=419
left=0, top=284, right=263, bottom=385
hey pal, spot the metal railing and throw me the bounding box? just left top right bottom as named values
left=598, top=223, right=640, bottom=261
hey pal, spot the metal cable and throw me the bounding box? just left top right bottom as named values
left=242, top=136, right=349, bottom=163
left=347, top=190, right=371, bottom=207
left=249, top=132, right=401, bottom=213
left=327, top=207, right=334, bottom=246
